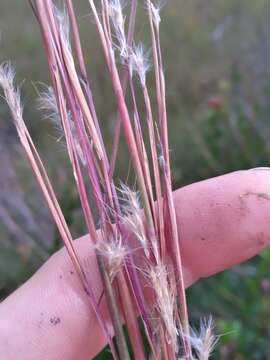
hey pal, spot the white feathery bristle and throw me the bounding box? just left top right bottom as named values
left=54, top=6, right=76, bottom=71
left=96, top=234, right=127, bottom=280
left=54, top=5, right=71, bottom=53
left=149, top=264, right=178, bottom=353
left=0, top=61, right=15, bottom=90
left=53, top=8, right=87, bottom=166
left=73, top=124, right=87, bottom=166
left=108, top=0, right=128, bottom=60
left=149, top=1, right=161, bottom=26
left=37, top=86, right=86, bottom=166
left=119, top=184, right=149, bottom=258
left=0, top=62, right=25, bottom=135
left=129, top=43, right=150, bottom=86
left=37, top=86, right=60, bottom=125
left=189, top=317, right=218, bottom=360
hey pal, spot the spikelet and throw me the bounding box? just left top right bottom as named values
left=108, top=0, right=128, bottom=60
left=54, top=5, right=72, bottom=55
left=149, top=1, right=161, bottom=26
left=0, top=62, right=25, bottom=140
left=119, top=184, right=150, bottom=258
left=149, top=264, right=178, bottom=354
left=189, top=317, right=218, bottom=360
left=37, top=86, right=61, bottom=123
left=129, top=43, right=151, bottom=86
left=96, top=233, right=127, bottom=281
left=37, top=86, right=86, bottom=166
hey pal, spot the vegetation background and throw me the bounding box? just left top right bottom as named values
left=1, top=1, right=270, bottom=358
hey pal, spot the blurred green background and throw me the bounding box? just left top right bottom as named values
left=1, top=1, right=270, bottom=359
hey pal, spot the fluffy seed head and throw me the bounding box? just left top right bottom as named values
left=37, top=86, right=86, bottom=166
left=0, top=62, right=25, bottom=137
left=119, top=184, right=149, bottom=258
left=96, top=234, right=127, bottom=280
left=149, top=1, right=161, bottom=26
left=37, top=86, right=60, bottom=124
left=129, top=44, right=151, bottom=86
left=189, top=317, right=218, bottom=360
left=108, top=0, right=128, bottom=60
left=54, top=5, right=71, bottom=54
left=149, top=264, right=178, bottom=353
left=54, top=6, right=77, bottom=72
left=0, top=61, right=15, bottom=90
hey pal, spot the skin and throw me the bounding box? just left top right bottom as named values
left=1, top=168, right=270, bottom=359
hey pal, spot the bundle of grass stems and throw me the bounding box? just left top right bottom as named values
left=0, top=1, right=217, bottom=359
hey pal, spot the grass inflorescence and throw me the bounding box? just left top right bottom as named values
left=0, top=1, right=216, bottom=359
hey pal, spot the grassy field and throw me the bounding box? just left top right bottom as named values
left=1, top=1, right=270, bottom=358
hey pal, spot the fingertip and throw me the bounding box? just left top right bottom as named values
left=174, top=167, right=270, bottom=280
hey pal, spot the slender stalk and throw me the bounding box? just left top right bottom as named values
left=0, top=63, right=118, bottom=357
left=117, top=269, right=146, bottom=360
left=110, top=0, right=138, bottom=178
left=147, top=2, right=192, bottom=358
left=141, top=81, right=166, bottom=259
left=97, top=254, right=131, bottom=360
left=87, top=0, right=154, bottom=228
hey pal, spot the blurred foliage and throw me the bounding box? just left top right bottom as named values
left=188, top=249, right=270, bottom=359
left=1, top=0, right=270, bottom=359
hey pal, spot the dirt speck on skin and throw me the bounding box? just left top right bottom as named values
left=257, top=238, right=265, bottom=246
left=240, top=191, right=270, bottom=201
left=38, top=319, right=43, bottom=329
left=50, top=316, right=61, bottom=326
